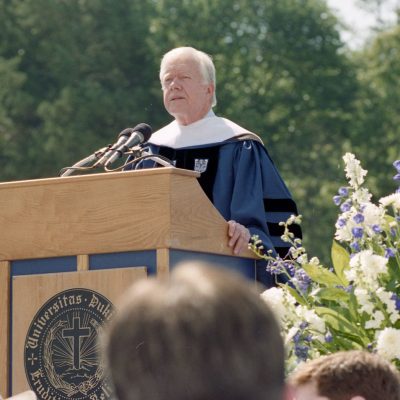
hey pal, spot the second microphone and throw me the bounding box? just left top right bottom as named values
left=99, top=123, right=153, bottom=167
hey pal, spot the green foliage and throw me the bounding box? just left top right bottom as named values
left=302, top=262, right=344, bottom=286
left=0, top=0, right=162, bottom=178
left=331, top=240, right=350, bottom=285
left=351, top=24, right=400, bottom=200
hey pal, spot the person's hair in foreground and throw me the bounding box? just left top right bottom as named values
left=103, top=262, right=285, bottom=400
left=289, top=350, right=400, bottom=400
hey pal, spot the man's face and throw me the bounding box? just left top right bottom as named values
left=293, top=382, right=330, bottom=400
left=161, top=55, right=214, bottom=125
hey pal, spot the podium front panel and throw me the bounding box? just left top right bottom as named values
left=0, top=169, right=258, bottom=396
left=12, top=267, right=147, bottom=396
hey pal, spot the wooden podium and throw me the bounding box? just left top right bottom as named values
left=0, top=167, right=257, bottom=397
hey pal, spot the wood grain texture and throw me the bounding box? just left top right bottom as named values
left=156, top=248, right=169, bottom=278
left=77, top=254, right=89, bottom=271
left=0, top=168, right=256, bottom=261
left=0, top=261, right=10, bottom=396
left=12, top=267, right=147, bottom=394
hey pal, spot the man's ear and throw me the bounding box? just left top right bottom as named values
left=206, top=82, right=214, bottom=95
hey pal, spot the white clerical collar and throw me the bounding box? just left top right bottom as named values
left=148, top=110, right=259, bottom=149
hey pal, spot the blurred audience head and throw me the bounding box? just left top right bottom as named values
left=289, top=350, right=400, bottom=400
left=103, top=261, right=287, bottom=400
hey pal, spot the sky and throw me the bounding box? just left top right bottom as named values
left=326, top=0, right=399, bottom=48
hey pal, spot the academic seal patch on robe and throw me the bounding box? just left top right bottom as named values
left=194, top=158, right=209, bottom=173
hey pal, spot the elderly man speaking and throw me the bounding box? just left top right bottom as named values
left=133, top=46, right=300, bottom=286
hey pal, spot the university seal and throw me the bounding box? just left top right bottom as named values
left=24, top=288, right=115, bottom=400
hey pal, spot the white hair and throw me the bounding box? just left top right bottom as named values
left=159, top=47, right=217, bottom=107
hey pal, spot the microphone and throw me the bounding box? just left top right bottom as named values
left=60, top=146, right=109, bottom=176
left=94, top=127, right=136, bottom=166
left=106, top=123, right=152, bottom=166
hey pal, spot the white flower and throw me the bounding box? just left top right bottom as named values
left=343, top=153, right=368, bottom=188
left=365, top=310, right=385, bottom=329
left=335, top=214, right=355, bottom=242
left=285, top=327, right=300, bottom=345
left=297, top=307, right=326, bottom=337
left=380, top=193, right=400, bottom=211
left=345, top=267, right=357, bottom=285
left=376, top=288, right=397, bottom=315
left=261, top=287, right=296, bottom=325
left=348, top=250, right=388, bottom=288
left=297, top=254, right=308, bottom=265
left=287, top=214, right=302, bottom=225
left=352, top=188, right=372, bottom=204
left=375, top=288, right=400, bottom=324
left=290, top=247, right=306, bottom=259
left=354, top=288, right=375, bottom=315
left=309, top=257, right=320, bottom=266
left=390, top=312, right=400, bottom=324
left=376, top=328, right=400, bottom=360
left=362, top=203, right=385, bottom=228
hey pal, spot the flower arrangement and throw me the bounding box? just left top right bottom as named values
left=250, top=153, right=400, bottom=372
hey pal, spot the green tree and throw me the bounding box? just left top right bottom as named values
left=0, top=0, right=162, bottom=179
left=351, top=24, right=400, bottom=198
left=0, top=56, right=28, bottom=177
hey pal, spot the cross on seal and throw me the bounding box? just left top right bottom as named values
left=63, top=317, right=90, bottom=370
left=27, top=352, right=38, bottom=366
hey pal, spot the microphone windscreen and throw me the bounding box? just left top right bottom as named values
left=134, top=123, right=152, bottom=142
left=118, top=128, right=136, bottom=138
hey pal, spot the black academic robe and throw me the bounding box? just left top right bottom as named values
left=126, top=137, right=301, bottom=287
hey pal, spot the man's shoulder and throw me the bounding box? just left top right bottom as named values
left=224, top=132, right=264, bottom=145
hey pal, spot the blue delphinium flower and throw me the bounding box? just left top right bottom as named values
left=391, top=294, right=400, bottom=311
left=352, top=227, right=364, bottom=238
left=295, top=269, right=312, bottom=293
left=337, top=218, right=346, bottom=227
left=372, top=224, right=382, bottom=233
left=304, top=334, right=313, bottom=343
left=393, top=160, right=400, bottom=182
left=333, top=195, right=342, bottom=205
left=285, top=263, right=296, bottom=277
left=353, top=213, right=364, bottom=224
left=350, top=241, right=361, bottom=252
left=293, top=330, right=302, bottom=343
left=295, top=344, right=309, bottom=361
left=299, top=321, right=309, bottom=330
left=293, top=326, right=311, bottom=361
left=385, top=248, right=396, bottom=258
left=340, top=201, right=352, bottom=212
left=333, top=187, right=350, bottom=205
left=325, top=332, right=333, bottom=343
left=267, top=260, right=285, bottom=275
left=343, top=284, right=353, bottom=293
